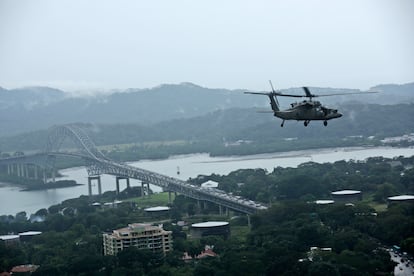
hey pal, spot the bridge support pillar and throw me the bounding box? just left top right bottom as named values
left=203, top=201, right=207, bottom=210
left=116, top=177, right=130, bottom=194
left=168, top=191, right=172, bottom=204
left=219, top=205, right=223, bottom=216
left=34, top=165, right=38, bottom=179
left=21, top=164, right=26, bottom=178
left=25, top=165, right=29, bottom=178
left=98, top=178, right=102, bottom=195
left=141, top=181, right=150, bottom=197
left=43, top=169, right=47, bottom=184
left=16, top=164, right=21, bottom=177
left=7, top=164, right=11, bottom=175
left=88, top=176, right=102, bottom=196
left=247, top=214, right=251, bottom=229
left=52, top=168, right=56, bottom=183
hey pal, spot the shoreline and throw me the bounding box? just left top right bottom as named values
left=1, top=145, right=414, bottom=216
left=20, top=183, right=83, bottom=192
left=174, top=145, right=413, bottom=164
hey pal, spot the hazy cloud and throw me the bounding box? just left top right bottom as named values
left=0, top=0, right=413, bottom=92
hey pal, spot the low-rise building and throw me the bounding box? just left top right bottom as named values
left=331, top=190, right=362, bottom=202
left=18, top=231, right=42, bottom=242
left=10, top=264, right=39, bottom=274
left=0, top=235, right=20, bottom=247
left=190, top=221, right=230, bottom=239
left=182, top=245, right=218, bottom=262
left=388, top=195, right=414, bottom=203
left=201, top=180, right=219, bottom=189
left=103, top=223, right=172, bottom=256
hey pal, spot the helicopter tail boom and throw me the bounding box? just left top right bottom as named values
left=244, top=92, right=280, bottom=112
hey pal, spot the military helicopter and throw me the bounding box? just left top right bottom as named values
left=245, top=81, right=377, bottom=127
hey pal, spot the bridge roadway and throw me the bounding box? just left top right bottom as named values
left=0, top=152, right=268, bottom=214
left=82, top=156, right=268, bottom=214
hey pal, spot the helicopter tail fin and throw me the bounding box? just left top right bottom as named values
left=268, top=93, right=280, bottom=112
left=268, top=80, right=280, bottom=112
left=244, top=80, right=280, bottom=113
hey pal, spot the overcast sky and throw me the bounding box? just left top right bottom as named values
left=0, top=0, right=413, bottom=92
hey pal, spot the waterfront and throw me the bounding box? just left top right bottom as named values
left=1, top=146, right=413, bottom=216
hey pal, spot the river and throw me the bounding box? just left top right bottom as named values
left=1, top=146, right=413, bottom=216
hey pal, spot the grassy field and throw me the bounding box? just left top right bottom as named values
left=98, top=140, right=189, bottom=151
left=125, top=192, right=175, bottom=208
left=367, top=201, right=388, bottom=212
left=362, top=192, right=388, bottom=212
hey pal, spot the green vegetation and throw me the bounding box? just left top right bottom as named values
left=1, top=156, right=413, bottom=275
left=126, top=192, right=175, bottom=208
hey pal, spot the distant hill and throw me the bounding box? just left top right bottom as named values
left=0, top=83, right=255, bottom=136
left=1, top=103, right=413, bottom=153
left=0, top=82, right=413, bottom=137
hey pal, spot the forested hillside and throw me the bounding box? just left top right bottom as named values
left=0, top=103, right=413, bottom=157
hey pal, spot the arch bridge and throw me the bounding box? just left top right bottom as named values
left=0, top=124, right=267, bottom=214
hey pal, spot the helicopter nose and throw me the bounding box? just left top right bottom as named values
left=332, top=109, right=342, bottom=117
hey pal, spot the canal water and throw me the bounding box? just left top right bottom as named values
left=1, top=146, right=413, bottom=216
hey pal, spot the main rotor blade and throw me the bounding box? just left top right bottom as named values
left=274, top=93, right=304, bottom=98
left=245, top=91, right=304, bottom=97
left=244, top=92, right=271, bottom=95
left=309, top=91, right=379, bottom=97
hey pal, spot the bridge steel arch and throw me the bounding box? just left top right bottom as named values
left=45, top=124, right=108, bottom=161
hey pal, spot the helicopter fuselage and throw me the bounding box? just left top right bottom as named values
left=274, top=100, right=342, bottom=121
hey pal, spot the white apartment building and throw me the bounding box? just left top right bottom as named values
left=103, top=223, right=172, bottom=256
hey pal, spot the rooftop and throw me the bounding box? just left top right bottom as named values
left=201, top=180, right=219, bottom=188
left=315, top=200, right=335, bottom=205
left=331, top=190, right=361, bottom=195
left=11, top=265, right=39, bottom=273
left=19, top=231, right=42, bottom=236
left=144, top=206, right=170, bottom=212
left=0, top=235, right=19, bottom=240
left=191, top=221, right=229, bottom=228
left=388, top=195, right=414, bottom=201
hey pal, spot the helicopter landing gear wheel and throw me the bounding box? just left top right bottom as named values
left=304, top=121, right=309, bottom=127
left=323, top=121, right=328, bottom=126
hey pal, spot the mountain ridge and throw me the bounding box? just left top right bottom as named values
left=0, top=82, right=413, bottom=137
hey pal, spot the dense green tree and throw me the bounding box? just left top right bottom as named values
left=373, top=183, right=399, bottom=203
left=307, top=261, right=340, bottom=276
